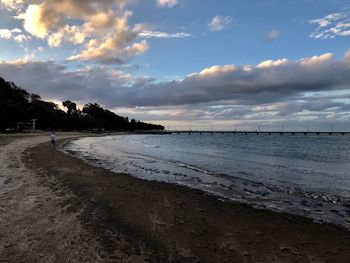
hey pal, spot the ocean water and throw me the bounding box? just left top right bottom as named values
left=63, top=134, right=350, bottom=229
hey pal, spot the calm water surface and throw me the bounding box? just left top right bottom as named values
left=64, top=134, right=350, bottom=228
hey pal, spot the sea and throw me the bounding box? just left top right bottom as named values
left=63, top=133, right=350, bottom=229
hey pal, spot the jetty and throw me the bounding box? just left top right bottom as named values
left=169, top=131, right=350, bottom=136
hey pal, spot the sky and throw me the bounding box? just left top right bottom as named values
left=1, top=0, right=350, bottom=131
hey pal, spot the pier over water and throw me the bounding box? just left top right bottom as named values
left=169, top=131, right=350, bottom=136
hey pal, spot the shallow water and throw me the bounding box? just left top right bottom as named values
left=64, top=134, right=350, bottom=229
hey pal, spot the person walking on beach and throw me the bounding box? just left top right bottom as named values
left=50, top=131, right=56, bottom=148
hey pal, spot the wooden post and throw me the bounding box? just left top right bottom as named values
left=32, top=119, right=37, bottom=130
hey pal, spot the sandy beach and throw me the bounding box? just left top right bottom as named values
left=1, top=133, right=350, bottom=262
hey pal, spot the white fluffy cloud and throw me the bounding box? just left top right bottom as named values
left=208, top=15, right=232, bottom=31
left=300, top=53, right=333, bottom=66
left=20, top=4, right=50, bottom=38
left=124, top=40, right=149, bottom=56
left=11, top=0, right=148, bottom=63
left=156, top=0, right=178, bottom=8
left=0, top=28, right=30, bottom=43
left=1, top=0, right=194, bottom=63
left=67, top=11, right=149, bottom=64
left=13, top=34, right=30, bottom=42
left=0, top=29, right=13, bottom=39
left=0, top=0, right=25, bottom=11
left=257, top=58, right=288, bottom=68
left=47, top=25, right=86, bottom=48
left=195, top=65, right=237, bottom=77
left=310, top=12, right=350, bottom=39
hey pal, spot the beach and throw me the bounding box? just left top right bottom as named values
left=1, top=133, right=350, bottom=262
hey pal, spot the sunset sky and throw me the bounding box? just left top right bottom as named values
left=1, top=0, right=350, bottom=130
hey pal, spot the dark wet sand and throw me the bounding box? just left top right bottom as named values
left=6, top=136, right=350, bottom=262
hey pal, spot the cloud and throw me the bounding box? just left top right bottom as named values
left=112, top=97, right=350, bottom=130
left=1, top=52, right=350, bottom=129
left=156, top=0, right=178, bottom=8
left=0, top=29, right=13, bottom=39
left=16, top=0, right=130, bottom=39
left=0, top=0, right=26, bottom=11
left=13, top=33, right=30, bottom=43
left=66, top=11, right=149, bottom=64
left=20, top=4, right=52, bottom=38
left=139, top=30, right=192, bottom=38
left=3, top=0, right=193, bottom=64
left=345, top=50, right=350, bottom=61
left=194, top=65, right=237, bottom=76
left=208, top=15, right=232, bottom=31
left=310, top=13, right=346, bottom=28
left=257, top=58, right=288, bottom=68
left=1, top=51, right=350, bottom=109
left=47, top=25, right=86, bottom=47
left=12, top=0, right=148, bottom=64
left=265, top=29, right=279, bottom=42
left=135, top=23, right=192, bottom=39
left=300, top=53, right=333, bottom=65
left=310, top=12, right=350, bottom=39
left=124, top=40, right=149, bottom=56
left=0, top=28, right=30, bottom=42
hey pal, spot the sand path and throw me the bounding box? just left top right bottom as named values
left=0, top=134, right=97, bottom=262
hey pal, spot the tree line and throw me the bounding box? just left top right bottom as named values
left=0, top=76, right=164, bottom=131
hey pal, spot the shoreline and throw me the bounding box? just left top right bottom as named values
left=63, top=134, right=350, bottom=231
left=1, top=134, right=350, bottom=262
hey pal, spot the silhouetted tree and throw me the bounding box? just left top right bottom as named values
left=29, top=99, right=66, bottom=130
left=82, top=103, right=129, bottom=130
left=30, top=94, right=41, bottom=102
left=0, top=76, right=164, bottom=132
left=62, top=100, right=77, bottom=117
left=0, top=77, right=30, bottom=130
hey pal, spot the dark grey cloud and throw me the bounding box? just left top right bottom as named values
left=1, top=53, right=350, bottom=112
left=276, top=100, right=350, bottom=117
left=0, top=60, right=86, bottom=100
left=97, top=56, right=350, bottom=107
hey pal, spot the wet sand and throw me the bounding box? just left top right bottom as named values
left=1, top=134, right=350, bottom=262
